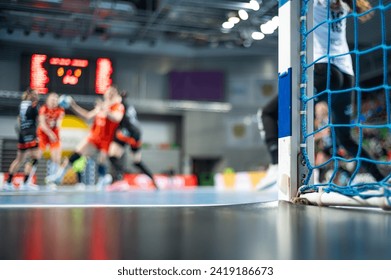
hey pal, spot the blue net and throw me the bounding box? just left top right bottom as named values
left=299, top=0, right=391, bottom=203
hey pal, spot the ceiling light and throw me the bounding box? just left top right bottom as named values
left=272, top=16, right=279, bottom=27
left=228, top=17, right=240, bottom=24
left=251, top=32, right=265, bottom=40
left=249, top=0, right=260, bottom=11
left=260, top=22, right=274, bottom=34
left=238, top=9, right=249, bottom=20
left=222, top=21, right=234, bottom=29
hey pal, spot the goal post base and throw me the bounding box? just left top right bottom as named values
left=296, top=190, right=391, bottom=210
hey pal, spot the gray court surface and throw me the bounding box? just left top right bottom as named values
left=1, top=186, right=391, bottom=260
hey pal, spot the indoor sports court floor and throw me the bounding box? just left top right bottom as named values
left=1, top=186, right=391, bottom=260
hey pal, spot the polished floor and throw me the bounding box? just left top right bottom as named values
left=1, top=187, right=391, bottom=260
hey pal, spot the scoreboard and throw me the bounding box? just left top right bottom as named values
left=21, top=54, right=113, bottom=95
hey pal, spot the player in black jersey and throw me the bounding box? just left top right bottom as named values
left=2, top=88, right=41, bottom=191
left=108, top=91, right=158, bottom=190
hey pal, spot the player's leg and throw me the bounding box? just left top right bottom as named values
left=96, top=150, right=112, bottom=190
left=20, top=147, right=41, bottom=190
left=2, top=149, right=28, bottom=190
left=261, top=95, right=279, bottom=165
left=38, top=129, right=52, bottom=177
left=315, top=63, right=385, bottom=182
left=48, top=130, right=62, bottom=177
left=108, top=141, right=126, bottom=181
left=72, top=156, right=87, bottom=190
left=332, top=72, right=385, bottom=181
left=132, top=149, right=158, bottom=189
left=46, top=137, right=91, bottom=184
left=5, top=130, right=36, bottom=189
left=106, top=140, right=131, bottom=190
left=48, top=147, right=62, bottom=177
left=257, top=95, right=279, bottom=190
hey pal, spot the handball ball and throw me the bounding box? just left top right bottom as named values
left=58, top=95, right=72, bottom=109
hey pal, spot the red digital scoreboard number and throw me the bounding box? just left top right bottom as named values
left=29, top=54, right=113, bottom=95
left=30, top=54, right=49, bottom=94
left=95, top=58, right=113, bottom=94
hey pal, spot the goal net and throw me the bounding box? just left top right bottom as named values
left=278, top=0, right=391, bottom=208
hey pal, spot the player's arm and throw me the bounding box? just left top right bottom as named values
left=69, top=99, right=99, bottom=120
left=56, top=110, right=65, bottom=128
left=15, top=116, right=20, bottom=134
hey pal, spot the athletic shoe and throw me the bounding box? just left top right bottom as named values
left=46, top=183, right=58, bottom=191
left=19, top=182, right=39, bottom=191
left=256, top=164, right=278, bottom=190
left=45, top=167, right=66, bottom=185
left=96, top=174, right=113, bottom=191
left=45, top=174, right=60, bottom=185
left=1, top=182, right=16, bottom=191
left=74, top=183, right=86, bottom=191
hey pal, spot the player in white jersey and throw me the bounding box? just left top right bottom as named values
left=313, top=0, right=353, bottom=76
left=313, top=0, right=385, bottom=182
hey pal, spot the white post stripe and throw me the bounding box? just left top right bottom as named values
left=278, top=0, right=301, bottom=201
left=278, top=1, right=292, bottom=74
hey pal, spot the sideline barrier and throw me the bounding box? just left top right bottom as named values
left=214, top=171, right=267, bottom=191
left=122, top=174, right=198, bottom=190
left=0, top=172, right=37, bottom=188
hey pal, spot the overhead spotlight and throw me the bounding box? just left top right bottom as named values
left=38, top=31, right=45, bottom=37
left=23, top=29, right=31, bottom=36
left=80, top=34, right=87, bottom=41
left=271, top=16, right=279, bottom=29
left=222, top=21, right=234, bottom=29
left=260, top=22, right=274, bottom=34
left=6, top=28, right=14, bottom=34
left=249, top=0, right=260, bottom=11
left=228, top=16, right=240, bottom=24
left=238, top=9, right=249, bottom=20
left=251, top=31, right=265, bottom=40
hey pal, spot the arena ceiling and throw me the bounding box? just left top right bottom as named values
left=0, top=0, right=280, bottom=56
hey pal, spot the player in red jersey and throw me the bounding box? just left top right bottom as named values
left=46, top=85, right=124, bottom=189
left=108, top=91, right=158, bottom=190
left=38, top=92, right=65, bottom=181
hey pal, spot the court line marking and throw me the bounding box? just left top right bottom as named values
left=0, top=200, right=279, bottom=209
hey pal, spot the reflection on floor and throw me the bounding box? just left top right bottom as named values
left=0, top=186, right=278, bottom=207
left=1, top=186, right=391, bottom=260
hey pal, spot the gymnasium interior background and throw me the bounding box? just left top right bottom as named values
left=0, top=0, right=389, bottom=187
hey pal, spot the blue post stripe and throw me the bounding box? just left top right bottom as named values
left=279, top=0, right=289, bottom=8
left=278, top=68, right=292, bottom=138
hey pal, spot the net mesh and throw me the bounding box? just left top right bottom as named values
left=299, top=0, right=391, bottom=204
